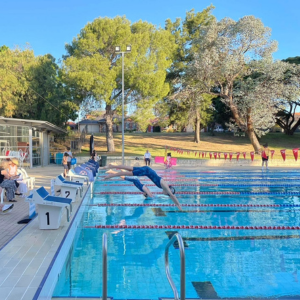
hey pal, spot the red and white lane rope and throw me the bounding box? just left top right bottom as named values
left=84, top=225, right=300, bottom=230
left=88, top=203, right=286, bottom=207
left=93, top=191, right=300, bottom=195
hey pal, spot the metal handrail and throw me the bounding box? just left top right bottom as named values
left=102, top=233, right=107, bottom=300
left=165, top=233, right=185, bottom=300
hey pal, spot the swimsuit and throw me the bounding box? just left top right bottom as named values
left=124, top=176, right=144, bottom=192
left=132, top=166, right=162, bottom=189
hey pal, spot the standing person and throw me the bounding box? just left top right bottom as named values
left=261, top=143, right=270, bottom=170
left=106, top=170, right=153, bottom=198
left=63, top=153, right=69, bottom=177
left=144, top=150, right=151, bottom=166
left=164, top=153, right=172, bottom=169
left=102, top=165, right=182, bottom=211
left=65, top=147, right=73, bottom=171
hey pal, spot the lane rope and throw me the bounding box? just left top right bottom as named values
left=94, top=191, right=300, bottom=195
left=100, top=183, right=300, bottom=187
left=84, top=225, right=300, bottom=230
left=88, top=203, right=298, bottom=207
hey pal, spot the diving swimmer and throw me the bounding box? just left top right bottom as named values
left=102, top=165, right=183, bottom=211
left=105, top=170, right=153, bottom=198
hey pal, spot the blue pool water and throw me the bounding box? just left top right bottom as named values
left=53, top=170, right=300, bottom=299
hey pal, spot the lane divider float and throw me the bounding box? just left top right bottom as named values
left=94, top=191, right=300, bottom=195
left=89, top=203, right=298, bottom=207
left=84, top=225, right=300, bottom=230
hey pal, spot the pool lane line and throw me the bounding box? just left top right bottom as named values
left=97, top=178, right=300, bottom=182
left=100, top=183, right=300, bottom=187
left=88, top=203, right=294, bottom=207
left=179, top=235, right=300, bottom=242
left=84, top=225, right=300, bottom=230
left=94, top=191, right=300, bottom=195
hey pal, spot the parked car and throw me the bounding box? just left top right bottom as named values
left=214, top=126, right=224, bottom=132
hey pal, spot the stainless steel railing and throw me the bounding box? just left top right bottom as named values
left=102, top=233, right=108, bottom=300
left=165, top=233, right=185, bottom=300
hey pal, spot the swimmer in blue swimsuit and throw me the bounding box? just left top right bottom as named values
left=103, top=165, right=182, bottom=210
left=105, top=170, right=153, bottom=198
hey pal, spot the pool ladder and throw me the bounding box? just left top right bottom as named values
left=101, top=232, right=185, bottom=300
left=165, top=233, right=186, bottom=300
left=102, top=233, right=108, bottom=300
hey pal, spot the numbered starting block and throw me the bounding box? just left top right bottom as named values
left=27, top=187, right=72, bottom=230
left=54, top=175, right=83, bottom=200
left=68, top=169, right=89, bottom=185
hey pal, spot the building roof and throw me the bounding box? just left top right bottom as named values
left=79, top=119, right=106, bottom=124
left=0, top=117, right=67, bottom=134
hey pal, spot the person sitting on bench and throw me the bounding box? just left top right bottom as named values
left=102, top=165, right=182, bottom=211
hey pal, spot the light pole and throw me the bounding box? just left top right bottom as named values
left=115, top=45, right=131, bottom=164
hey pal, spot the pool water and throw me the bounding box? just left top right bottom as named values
left=53, top=170, right=300, bottom=299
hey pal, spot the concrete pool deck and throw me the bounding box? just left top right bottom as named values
left=0, top=163, right=299, bottom=300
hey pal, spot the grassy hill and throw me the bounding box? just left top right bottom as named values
left=76, top=132, right=300, bottom=160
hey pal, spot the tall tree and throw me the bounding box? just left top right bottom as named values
left=0, top=46, right=79, bottom=126
left=62, top=17, right=176, bottom=151
left=275, top=57, right=300, bottom=135
left=162, top=7, right=216, bottom=141
left=188, top=16, right=291, bottom=151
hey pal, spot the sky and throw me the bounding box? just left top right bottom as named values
left=1, top=0, right=299, bottom=61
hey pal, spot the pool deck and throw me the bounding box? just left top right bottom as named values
left=0, top=163, right=299, bottom=300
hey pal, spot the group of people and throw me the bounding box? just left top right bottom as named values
left=144, top=150, right=172, bottom=169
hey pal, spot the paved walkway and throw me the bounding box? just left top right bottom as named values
left=0, top=166, right=64, bottom=250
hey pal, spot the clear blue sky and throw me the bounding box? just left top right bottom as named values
left=1, top=0, right=299, bottom=60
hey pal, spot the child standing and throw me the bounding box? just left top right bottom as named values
left=63, top=153, right=69, bottom=177
left=261, top=143, right=270, bottom=170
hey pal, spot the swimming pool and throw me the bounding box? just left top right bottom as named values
left=52, top=169, right=300, bottom=299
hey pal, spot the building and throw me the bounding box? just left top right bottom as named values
left=78, top=113, right=138, bottom=133
left=0, top=117, right=66, bottom=168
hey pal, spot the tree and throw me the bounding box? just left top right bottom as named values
left=188, top=16, right=292, bottom=151
left=62, top=16, right=176, bottom=151
left=0, top=46, right=34, bottom=117
left=275, top=57, right=300, bottom=135
left=0, top=46, right=79, bottom=127
left=150, top=7, right=216, bottom=140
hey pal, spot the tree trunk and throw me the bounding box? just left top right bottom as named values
left=194, top=112, right=201, bottom=143
left=246, top=112, right=261, bottom=152
left=105, top=105, right=115, bottom=152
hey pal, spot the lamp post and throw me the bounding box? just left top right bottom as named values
left=115, top=45, right=131, bottom=164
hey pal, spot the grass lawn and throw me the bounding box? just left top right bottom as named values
left=77, top=132, right=300, bottom=160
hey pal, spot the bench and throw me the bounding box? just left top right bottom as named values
left=155, top=156, right=177, bottom=166
left=26, top=186, right=72, bottom=229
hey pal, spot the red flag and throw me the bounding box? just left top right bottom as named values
left=209, top=153, right=212, bottom=159
left=280, top=149, right=286, bottom=161
left=236, top=152, right=240, bottom=161
left=213, top=152, right=217, bottom=159
left=218, top=153, right=221, bottom=159
left=242, top=152, right=246, bottom=159
left=293, top=148, right=299, bottom=161
left=250, top=151, right=254, bottom=161
left=270, top=150, right=275, bottom=159
left=195, top=152, right=197, bottom=157
left=224, top=153, right=228, bottom=160
left=202, top=152, right=204, bottom=158
left=229, top=153, right=233, bottom=161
